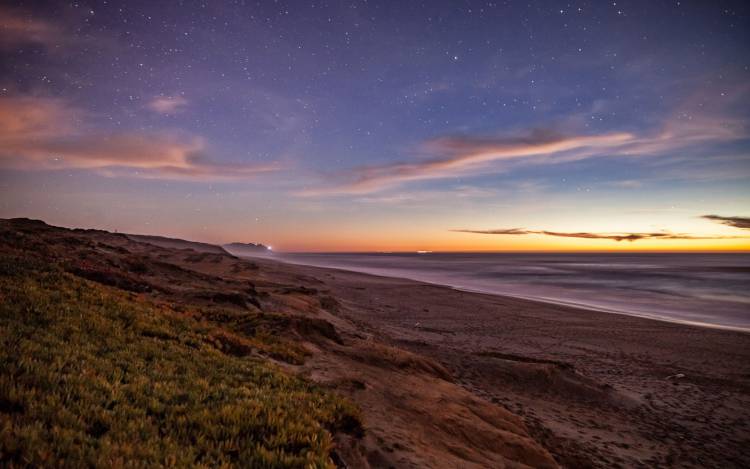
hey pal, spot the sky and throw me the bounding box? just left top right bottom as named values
left=0, top=0, right=749, bottom=251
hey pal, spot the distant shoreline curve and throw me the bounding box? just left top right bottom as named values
left=255, top=254, right=750, bottom=334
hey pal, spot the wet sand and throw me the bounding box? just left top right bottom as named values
left=260, top=258, right=750, bottom=468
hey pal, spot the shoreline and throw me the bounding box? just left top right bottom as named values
left=261, top=254, right=750, bottom=333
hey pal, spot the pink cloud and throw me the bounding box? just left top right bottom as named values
left=299, top=86, right=750, bottom=196
left=299, top=130, right=634, bottom=195
left=0, top=96, right=278, bottom=179
left=0, top=7, right=67, bottom=49
left=147, top=96, right=189, bottom=114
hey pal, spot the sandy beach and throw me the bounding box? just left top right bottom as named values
left=254, top=256, right=750, bottom=468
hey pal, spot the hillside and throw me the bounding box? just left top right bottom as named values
left=126, top=233, right=230, bottom=254
left=0, top=218, right=557, bottom=468
left=0, top=219, right=360, bottom=467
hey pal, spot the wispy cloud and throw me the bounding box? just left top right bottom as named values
left=702, top=215, right=750, bottom=230
left=147, top=95, right=189, bottom=114
left=300, top=130, right=633, bottom=195
left=0, top=7, right=65, bottom=49
left=452, top=228, right=746, bottom=242
left=610, top=180, right=643, bottom=189
left=0, top=95, right=278, bottom=179
left=455, top=228, right=531, bottom=236
left=300, top=84, right=750, bottom=195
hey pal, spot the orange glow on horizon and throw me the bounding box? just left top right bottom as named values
left=217, top=231, right=750, bottom=253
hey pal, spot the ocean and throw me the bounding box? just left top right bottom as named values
left=275, top=252, right=750, bottom=331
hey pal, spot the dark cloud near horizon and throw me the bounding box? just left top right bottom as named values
left=451, top=228, right=744, bottom=242
left=702, top=215, right=750, bottom=230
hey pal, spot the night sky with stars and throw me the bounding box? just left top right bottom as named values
left=1, top=1, right=749, bottom=251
